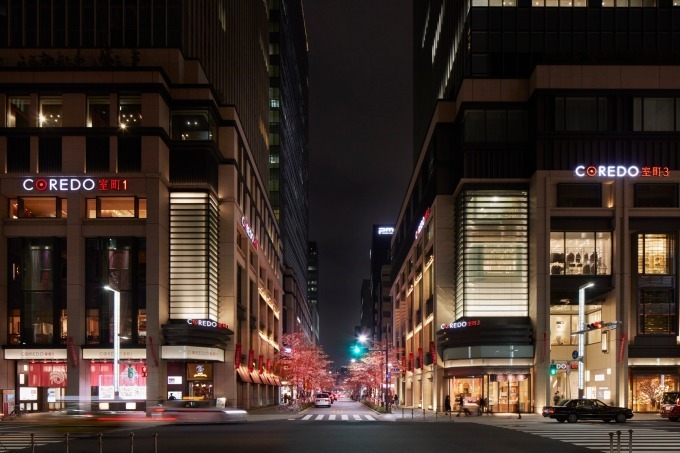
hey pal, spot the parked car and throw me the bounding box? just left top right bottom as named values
left=315, top=393, right=331, bottom=408
left=152, top=399, right=247, bottom=424
left=542, top=398, right=633, bottom=423
left=660, top=393, right=680, bottom=421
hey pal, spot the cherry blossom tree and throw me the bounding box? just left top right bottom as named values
left=272, top=333, right=333, bottom=398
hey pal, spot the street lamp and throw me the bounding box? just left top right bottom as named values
left=104, top=286, right=121, bottom=399
left=578, top=282, right=594, bottom=399
left=358, top=335, right=389, bottom=412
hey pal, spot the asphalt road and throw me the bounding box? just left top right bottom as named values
left=3, top=399, right=679, bottom=453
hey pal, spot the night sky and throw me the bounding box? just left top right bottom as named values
left=304, top=1, right=413, bottom=367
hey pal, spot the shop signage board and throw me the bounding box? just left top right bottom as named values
left=4, top=349, right=67, bottom=360
left=574, top=165, right=670, bottom=178
left=161, top=346, right=225, bottom=362
left=22, top=177, right=129, bottom=192
left=82, top=349, right=147, bottom=360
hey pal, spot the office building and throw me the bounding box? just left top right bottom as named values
left=0, top=1, right=284, bottom=412
left=392, top=0, right=680, bottom=413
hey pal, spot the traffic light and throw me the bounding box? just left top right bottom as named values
left=127, top=366, right=134, bottom=378
left=350, top=343, right=362, bottom=357
left=549, top=363, right=557, bottom=376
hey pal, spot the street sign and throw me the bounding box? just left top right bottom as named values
left=572, top=350, right=579, bottom=360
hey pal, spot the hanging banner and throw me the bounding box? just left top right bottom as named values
left=258, top=355, right=264, bottom=374
left=408, top=352, right=414, bottom=372
left=234, top=344, right=242, bottom=369
left=266, top=358, right=272, bottom=372
left=618, top=332, right=627, bottom=364
left=148, top=336, right=159, bottom=367
left=418, top=348, right=423, bottom=369
left=247, top=350, right=255, bottom=373
left=401, top=356, right=407, bottom=376
left=67, top=337, right=78, bottom=368
left=429, top=341, right=437, bottom=366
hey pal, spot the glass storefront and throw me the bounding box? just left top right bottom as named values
left=630, top=371, right=678, bottom=412
left=446, top=372, right=531, bottom=414
left=167, top=362, right=214, bottom=400
left=16, top=361, right=67, bottom=412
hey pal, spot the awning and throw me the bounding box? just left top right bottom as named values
left=250, top=372, right=263, bottom=384
left=272, top=376, right=282, bottom=386
left=236, top=367, right=252, bottom=383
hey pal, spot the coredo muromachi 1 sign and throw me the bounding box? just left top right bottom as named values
left=22, top=177, right=129, bottom=191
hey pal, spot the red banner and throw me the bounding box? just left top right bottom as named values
left=247, top=350, right=255, bottom=373
left=266, top=358, right=272, bottom=372
left=618, top=332, right=627, bottom=364
left=67, top=336, right=78, bottom=368
left=418, top=348, right=423, bottom=369
left=408, top=352, right=414, bottom=371
left=234, top=344, right=242, bottom=369
left=429, top=341, right=437, bottom=366
left=258, top=355, right=264, bottom=374
left=401, top=356, right=407, bottom=375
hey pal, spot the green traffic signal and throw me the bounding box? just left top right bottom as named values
left=351, top=344, right=361, bottom=356
left=549, top=363, right=557, bottom=376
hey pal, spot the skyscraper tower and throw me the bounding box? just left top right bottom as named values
left=269, top=0, right=313, bottom=342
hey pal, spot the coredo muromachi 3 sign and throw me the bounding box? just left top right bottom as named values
left=22, top=177, right=129, bottom=191
left=574, top=165, right=670, bottom=178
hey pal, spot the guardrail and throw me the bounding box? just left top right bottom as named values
left=609, top=429, right=633, bottom=453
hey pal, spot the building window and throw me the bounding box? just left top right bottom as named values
left=7, top=97, right=32, bottom=127
left=463, top=109, right=528, bottom=142
left=550, top=232, right=612, bottom=275
left=86, top=137, right=111, bottom=173
left=6, top=136, right=30, bottom=173
left=38, top=137, right=62, bottom=172
left=7, top=238, right=67, bottom=346
left=9, top=197, right=67, bottom=218
left=550, top=306, right=603, bottom=346
left=455, top=190, right=528, bottom=318
left=88, top=97, right=111, bottom=127
left=634, top=97, right=678, bottom=132
left=638, top=289, right=676, bottom=335
left=118, top=135, right=142, bottom=172
left=634, top=184, right=679, bottom=208
left=555, top=97, right=607, bottom=132
left=171, top=111, right=216, bottom=141
left=39, top=97, right=63, bottom=127
left=119, top=96, right=142, bottom=128
left=556, top=184, right=602, bottom=208
left=637, top=233, right=675, bottom=275
left=85, top=238, right=146, bottom=346
left=86, top=197, right=147, bottom=218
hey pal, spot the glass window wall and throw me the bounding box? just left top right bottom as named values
left=549, top=232, right=612, bottom=276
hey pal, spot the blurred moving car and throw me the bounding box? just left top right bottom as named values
left=542, top=398, right=633, bottom=423
left=152, top=400, right=247, bottom=423
left=660, top=393, right=680, bottom=422
left=314, top=393, right=331, bottom=408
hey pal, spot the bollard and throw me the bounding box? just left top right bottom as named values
left=617, top=430, right=621, bottom=452
left=130, top=432, right=135, bottom=453
left=401, top=408, right=404, bottom=419
left=153, top=433, right=159, bottom=453
left=609, top=432, right=614, bottom=453
left=65, top=433, right=69, bottom=453
left=628, top=429, right=633, bottom=453
left=98, top=433, right=103, bottom=453
left=411, top=408, right=414, bottom=419
left=30, top=433, right=35, bottom=453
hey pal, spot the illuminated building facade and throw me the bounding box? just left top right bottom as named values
left=392, top=0, right=680, bottom=413
left=0, top=1, right=284, bottom=412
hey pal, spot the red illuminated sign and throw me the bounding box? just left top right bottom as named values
left=440, top=320, right=481, bottom=330
left=23, top=177, right=128, bottom=192
left=186, top=319, right=227, bottom=329
left=574, top=165, right=670, bottom=178
left=429, top=341, right=437, bottom=366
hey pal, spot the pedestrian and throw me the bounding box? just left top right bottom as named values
left=484, top=396, right=491, bottom=415
left=393, top=394, right=399, bottom=408
left=476, top=396, right=483, bottom=416
left=456, top=394, right=470, bottom=416
left=553, top=391, right=561, bottom=405
left=444, top=395, right=451, bottom=414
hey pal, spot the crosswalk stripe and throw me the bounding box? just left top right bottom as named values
left=0, top=434, right=67, bottom=451
left=329, top=415, right=336, bottom=420
left=297, top=414, right=377, bottom=421
left=302, top=415, right=313, bottom=420
left=352, top=415, right=362, bottom=420
left=315, top=415, right=324, bottom=420
left=341, top=415, right=349, bottom=420
left=501, top=423, right=680, bottom=452
left=365, top=415, right=375, bottom=421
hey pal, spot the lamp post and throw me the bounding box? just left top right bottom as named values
left=358, top=335, right=389, bottom=413
left=104, top=286, right=121, bottom=399
left=578, top=282, right=594, bottom=399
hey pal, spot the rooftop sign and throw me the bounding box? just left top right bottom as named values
left=574, top=165, right=670, bottom=178
left=23, top=177, right=128, bottom=191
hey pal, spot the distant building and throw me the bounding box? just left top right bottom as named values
left=308, top=242, right=320, bottom=344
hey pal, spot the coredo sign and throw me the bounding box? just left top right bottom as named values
left=440, top=319, right=481, bottom=330
left=186, top=319, right=227, bottom=329
left=574, top=165, right=670, bottom=178
left=22, top=177, right=128, bottom=191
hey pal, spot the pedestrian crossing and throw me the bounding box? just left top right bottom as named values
left=0, top=432, right=67, bottom=451
left=297, top=414, right=377, bottom=422
left=500, top=422, right=680, bottom=452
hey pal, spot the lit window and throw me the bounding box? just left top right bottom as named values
left=86, top=197, right=146, bottom=218
left=40, top=97, right=63, bottom=127
left=550, top=232, right=611, bottom=275
left=119, top=96, right=142, bottom=128
left=637, top=234, right=675, bottom=275
left=8, top=197, right=66, bottom=218
left=7, top=97, right=31, bottom=127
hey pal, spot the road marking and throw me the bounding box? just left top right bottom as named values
left=0, top=433, right=70, bottom=451
left=315, top=415, right=324, bottom=420
left=302, top=415, right=313, bottom=420
left=353, top=415, right=362, bottom=420
left=341, top=415, right=349, bottom=420
left=364, top=415, right=376, bottom=421
left=329, top=415, right=336, bottom=420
